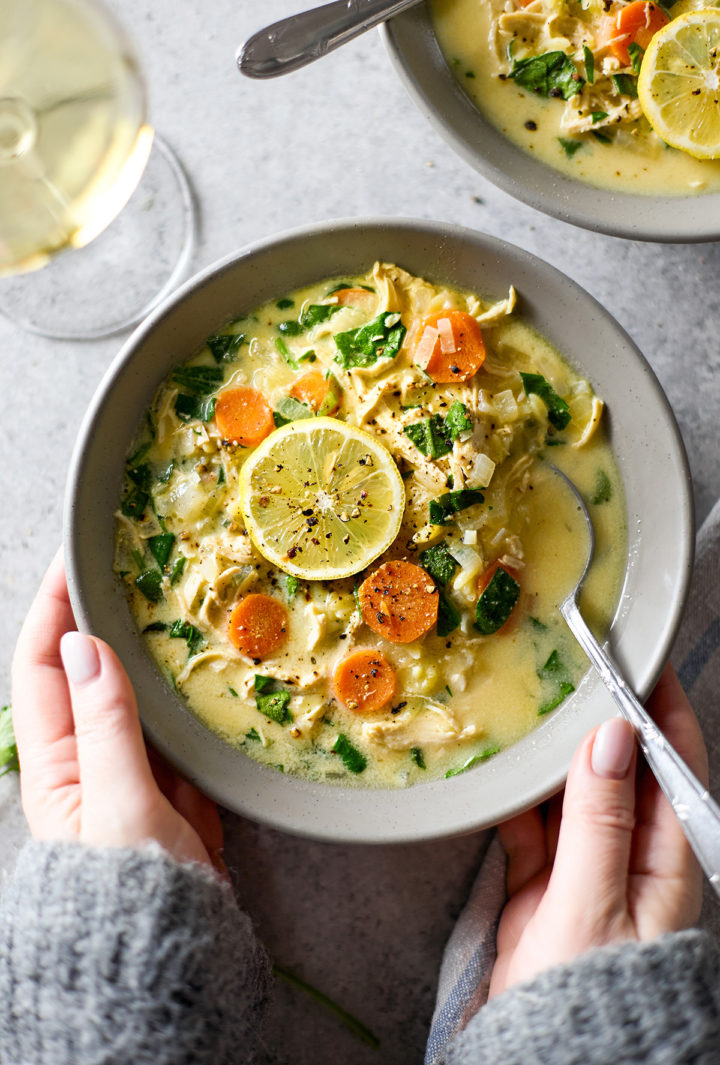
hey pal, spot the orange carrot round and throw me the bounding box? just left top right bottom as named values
left=359, top=560, right=439, bottom=644
left=289, top=371, right=340, bottom=414
left=606, top=1, right=669, bottom=65
left=228, top=593, right=289, bottom=660
left=215, top=387, right=274, bottom=447
left=333, top=649, right=397, bottom=713
left=414, top=310, right=486, bottom=384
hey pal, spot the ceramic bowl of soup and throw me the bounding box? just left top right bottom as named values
left=64, top=218, right=693, bottom=842
left=381, top=4, right=720, bottom=241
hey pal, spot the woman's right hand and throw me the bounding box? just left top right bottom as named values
left=490, top=664, right=709, bottom=997
left=11, top=549, right=225, bottom=874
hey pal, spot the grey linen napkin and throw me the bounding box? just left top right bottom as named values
left=425, top=497, right=720, bottom=1064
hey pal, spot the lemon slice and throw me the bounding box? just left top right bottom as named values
left=669, top=0, right=720, bottom=16
left=238, top=417, right=405, bottom=581
left=638, top=10, right=720, bottom=159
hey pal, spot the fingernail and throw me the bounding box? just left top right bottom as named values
left=60, top=632, right=100, bottom=685
left=591, top=718, right=635, bottom=779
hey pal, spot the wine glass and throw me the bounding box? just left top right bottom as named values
left=0, top=0, right=195, bottom=339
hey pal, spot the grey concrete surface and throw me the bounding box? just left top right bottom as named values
left=1, top=1, right=720, bottom=1061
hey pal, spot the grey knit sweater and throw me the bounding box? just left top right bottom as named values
left=1, top=842, right=719, bottom=1065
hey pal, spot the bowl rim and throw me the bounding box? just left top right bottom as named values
left=380, top=12, right=720, bottom=242
left=64, top=216, right=695, bottom=843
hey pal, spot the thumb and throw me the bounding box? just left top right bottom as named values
left=60, top=632, right=157, bottom=835
left=544, top=717, right=638, bottom=945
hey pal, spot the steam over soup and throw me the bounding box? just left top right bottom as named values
left=431, top=0, right=720, bottom=194
left=114, top=263, right=626, bottom=788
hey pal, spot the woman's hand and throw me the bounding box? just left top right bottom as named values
left=490, top=664, right=709, bottom=997
left=10, top=549, right=224, bottom=873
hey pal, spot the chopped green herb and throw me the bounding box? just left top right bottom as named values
left=583, top=44, right=595, bottom=83
left=276, top=298, right=295, bottom=310
left=627, top=41, right=644, bottom=74
left=169, top=619, right=204, bottom=656
left=135, top=568, right=163, bottom=603
left=437, top=591, right=461, bottom=637
left=592, top=469, right=612, bottom=505
left=171, top=365, right=223, bottom=397
left=174, top=393, right=216, bottom=422
left=228, top=687, right=239, bottom=697
left=529, top=616, right=548, bottom=632
left=206, top=333, right=245, bottom=363
left=0, top=705, right=19, bottom=777
left=170, top=556, right=186, bottom=585
left=538, top=650, right=575, bottom=715
left=300, top=303, right=343, bottom=329
left=128, top=441, right=151, bottom=468
left=592, top=129, right=614, bottom=144
left=419, top=541, right=458, bottom=586
left=273, top=965, right=380, bottom=1049
left=520, top=372, right=571, bottom=430
left=465, top=69, right=475, bottom=78
left=273, top=396, right=314, bottom=427
left=612, top=73, right=638, bottom=97
left=539, top=683, right=575, bottom=715
left=142, top=621, right=167, bottom=633
left=475, top=567, right=520, bottom=635
left=510, top=51, right=584, bottom=99
left=299, top=349, right=317, bottom=364
left=559, top=137, right=583, bottom=158
left=121, top=485, right=149, bottom=519
left=410, top=747, right=426, bottom=770
left=246, top=727, right=261, bottom=741
left=334, top=312, right=406, bottom=370
left=446, top=745, right=501, bottom=778
left=445, top=685, right=453, bottom=697
left=256, top=690, right=292, bottom=724
left=148, top=533, right=175, bottom=569
left=332, top=733, right=367, bottom=774
left=429, top=488, right=485, bottom=525
left=157, top=460, right=175, bottom=484
left=284, top=574, right=300, bottom=600
left=275, top=337, right=297, bottom=369
left=278, top=320, right=303, bottom=336
left=591, top=110, right=609, bottom=123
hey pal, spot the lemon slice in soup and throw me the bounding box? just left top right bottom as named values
left=638, top=10, right=720, bottom=159
left=238, top=417, right=405, bottom=580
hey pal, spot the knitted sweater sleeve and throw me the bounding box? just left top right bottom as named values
left=439, top=929, right=720, bottom=1065
left=0, top=840, right=271, bottom=1065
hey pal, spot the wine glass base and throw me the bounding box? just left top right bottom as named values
left=0, top=134, right=196, bottom=341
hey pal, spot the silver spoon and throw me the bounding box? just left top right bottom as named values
left=552, top=465, right=720, bottom=897
left=237, top=0, right=423, bottom=79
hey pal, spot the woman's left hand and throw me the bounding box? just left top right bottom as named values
left=11, top=549, right=225, bottom=873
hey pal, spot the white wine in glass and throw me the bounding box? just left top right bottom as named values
left=0, top=0, right=195, bottom=338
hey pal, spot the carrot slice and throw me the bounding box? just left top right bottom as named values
left=333, top=649, right=397, bottom=713
left=359, top=560, right=439, bottom=644
left=228, top=594, right=289, bottom=660
left=289, top=371, right=340, bottom=415
left=606, top=1, right=669, bottom=65
left=333, top=287, right=376, bottom=310
left=414, top=310, right=486, bottom=384
left=215, top=387, right=274, bottom=447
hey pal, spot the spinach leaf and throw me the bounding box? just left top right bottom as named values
left=121, top=485, right=149, bottom=519
left=174, top=393, right=217, bottom=422
left=437, top=591, right=461, bottom=637
left=273, top=396, right=314, bottom=427
left=206, top=333, right=245, bottom=363
left=254, top=674, right=293, bottom=724
left=169, top=619, right=205, bottom=656
left=0, top=705, right=19, bottom=777
left=170, top=556, right=186, bottom=585
left=254, top=674, right=276, bottom=694
left=149, top=533, right=175, bottom=569
left=475, top=566, right=520, bottom=634
left=300, top=303, right=343, bottom=329
left=539, top=682, right=575, bottom=716
left=404, top=414, right=453, bottom=459
left=444, top=401, right=473, bottom=438
left=612, top=73, right=638, bottom=97
left=419, top=541, right=458, bottom=585
left=592, top=129, right=614, bottom=144
left=334, top=312, right=406, bottom=370
left=559, top=137, right=583, bottom=158
left=332, top=733, right=367, bottom=773
left=429, top=488, right=485, bottom=525
left=510, top=51, right=584, bottom=99
left=128, top=463, right=153, bottom=491
left=171, top=365, right=223, bottom=397
left=143, top=621, right=168, bottom=633
left=135, top=568, right=163, bottom=603
left=157, top=460, right=174, bottom=484
left=410, top=747, right=426, bottom=769
left=520, top=372, right=571, bottom=430
left=128, top=441, right=151, bottom=468
left=583, top=44, right=595, bottom=83
left=275, top=337, right=297, bottom=369
left=592, top=469, right=612, bottom=505
left=445, top=745, right=500, bottom=778
left=537, top=649, right=575, bottom=715
left=278, top=320, right=303, bottom=336
left=276, top=298, right=295, bottom=310
left=627, top=42, right=644, bottom=74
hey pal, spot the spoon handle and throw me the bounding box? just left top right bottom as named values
left=237, top=0, right=421, bottom=79
left=561, top=598, right=720, bottom=897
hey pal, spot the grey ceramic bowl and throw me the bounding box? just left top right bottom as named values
left=65, top=218, right=693, bottom=843
left=381, top=11, right=720, bottom=241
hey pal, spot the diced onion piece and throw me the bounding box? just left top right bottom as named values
left=493, top=389, right=518, bottom=423
left=471, top=452, right=496, bottom=487
left=437, top=317, right=456, bottom=355
left=462, top=529, right=478, bottom=545
left=450, top=543, right=483, bottom=576
left=414, top=325, right=439, bottom=369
